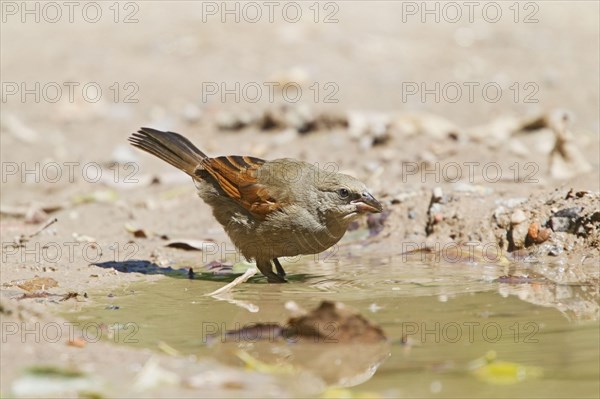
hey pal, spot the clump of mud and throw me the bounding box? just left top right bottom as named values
left=219, top=301, right=387, bottom=344
left=286, top=301, right=387, bottom=344
left=493, top=189, right=600, bottom=257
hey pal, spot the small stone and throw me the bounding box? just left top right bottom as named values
left=432, top=187, right=444, bottom=202
left=528, top=223, right=540, bottom=240
left=548, top=245, right=563, bottom=256
left=554, top=207, right=583, bottom=218
left=509, top=222, right=530, bottom=250
left=537, top=228, right=551, bottom=243
left=528, top=223, right=551, bottom=244
left=550, top=217, right=572, bottom=232
left=430, top=203, right=443, bottom=215
left=493, top=206, right=510, bottom=227
left=510, top=209, right=527, bottom=225
left=565, top=189, right=575, bottom=199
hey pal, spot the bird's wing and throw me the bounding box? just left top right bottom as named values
left=195, top=155, right=282, bottom=220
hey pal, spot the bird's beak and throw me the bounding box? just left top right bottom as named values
left=352, top=192, right=383, bottom=214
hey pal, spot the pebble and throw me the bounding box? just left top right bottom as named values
left=510, top=222, right=530, bottom=249
left=493, top=206, right=507, bottom=224
left=527, top=223, right=551, bottom=244
left=510, top=209, right=527, bottom=225
left=432, top=187, right=444, bottom=202
left=537, top=228, right=551, bottom=243
left=527, top=223, right=540, bottom=241
left=554, top=207, right=583, bottom=218
left=550, top=217, right=572, bottom=233
left=547, top=245, right=563, bottom=256
left=429, top=203, right=444, bottom=215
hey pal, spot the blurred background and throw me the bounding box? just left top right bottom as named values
left=2, top=2, right=598, bottom=166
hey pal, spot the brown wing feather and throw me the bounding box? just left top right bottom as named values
left=198, top=155, right=281, bottom=219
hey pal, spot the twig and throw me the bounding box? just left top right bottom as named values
left=13, top=217, right=59, bottom=247
left=29, top=217, right=58, bottom=239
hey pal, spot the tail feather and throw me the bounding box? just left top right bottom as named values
left=129, top=127, right=206, bottom=176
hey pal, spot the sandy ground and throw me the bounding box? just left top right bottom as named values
left=1, top=2, right=599, bottom=397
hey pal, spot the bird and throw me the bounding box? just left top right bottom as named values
left=129, top=127, right=383, bottom=283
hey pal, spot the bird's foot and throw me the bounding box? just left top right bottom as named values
left=273, top=258, right=287, bottom=278
left=257, top=260, right=288, bottom=283
left=266, top=271, right=287, bottom=283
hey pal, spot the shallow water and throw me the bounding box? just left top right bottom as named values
left=70, top=255, right=599, bottom=397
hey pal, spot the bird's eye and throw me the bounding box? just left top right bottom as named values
left=338, top=188, right=350, bottom=198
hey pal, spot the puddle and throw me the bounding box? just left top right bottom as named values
left=66, top=256, right=599, bottom=397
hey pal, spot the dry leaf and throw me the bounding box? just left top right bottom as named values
left=165, top=239, right=215, bottom=251
left=16, top=277, right=58, bottom=292
left=125, top=223, right=149, bottom=238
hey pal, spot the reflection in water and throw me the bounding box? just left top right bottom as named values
left=498, top=282, right=599, bottom=322
left=70, top=252, right=599, bottom=397
left=210, top=301, right=391, bottom=387
left=213, top=340, right=390, bottom=387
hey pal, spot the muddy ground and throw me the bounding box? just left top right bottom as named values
left=1, top=2, right=599, bottom=398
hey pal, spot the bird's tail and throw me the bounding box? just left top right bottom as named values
left=129, top=127, right=207, bottom=176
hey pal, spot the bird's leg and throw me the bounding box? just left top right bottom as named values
left=273, top=258, right=286, bottom=278
left=256, top=259, right=287, bottom=283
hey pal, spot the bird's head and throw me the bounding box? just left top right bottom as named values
left=315, top=171, right=383, bottom=223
